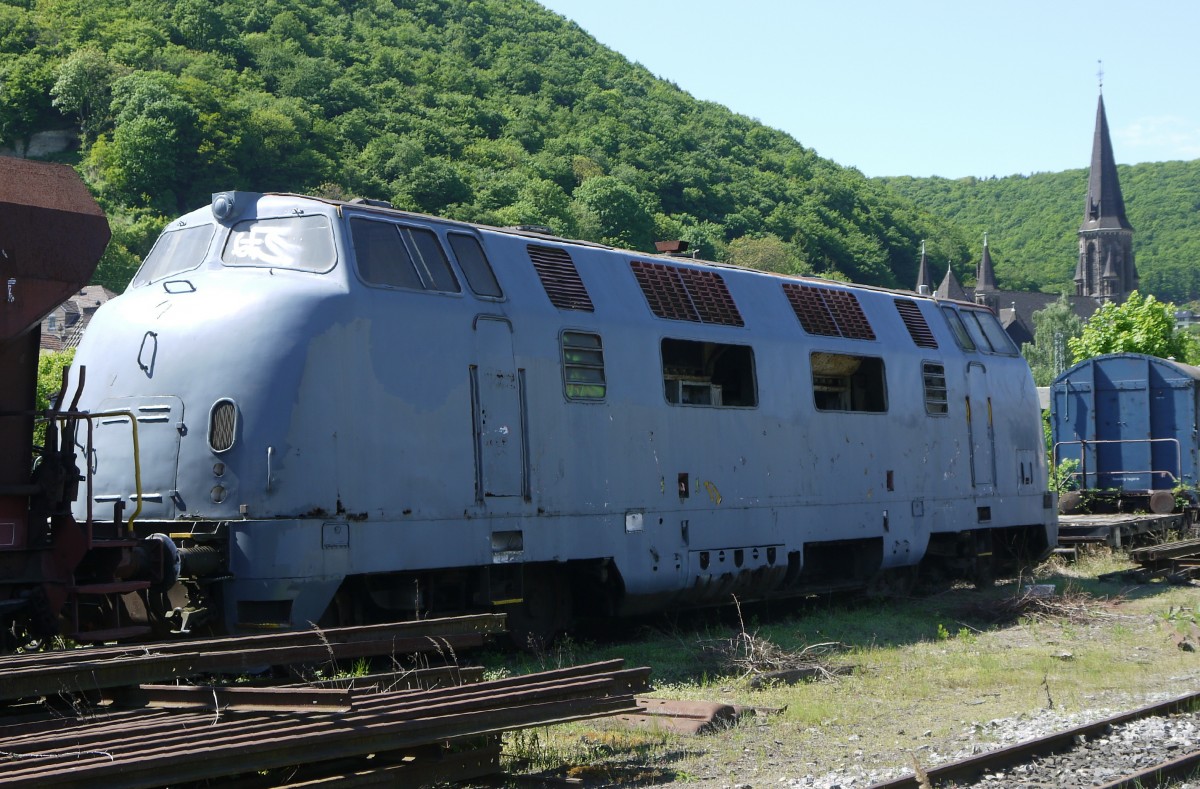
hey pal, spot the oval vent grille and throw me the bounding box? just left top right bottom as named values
left=209, top=400, right=237, bottom=452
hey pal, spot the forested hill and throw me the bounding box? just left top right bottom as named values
left=0, top=0, right=972, bottom=291
left=880, top=159, right=1200, bottom=306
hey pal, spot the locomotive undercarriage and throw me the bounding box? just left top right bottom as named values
left=3, top=516, right=1054, bottom=651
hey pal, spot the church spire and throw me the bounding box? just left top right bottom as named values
left=974, top=233, right=999, bottom=310
left=1081, top=93, right=1132, bottom=233
left=976, top=233, right=997, bottom=292
left=1076, top=85, right=1136, bottom=303
left=915, top=240, right=933, bottom=295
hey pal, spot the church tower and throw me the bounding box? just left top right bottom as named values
left=974, top=233, right=999, bottom=311
left=1075, top=91, right=1137, bottom=302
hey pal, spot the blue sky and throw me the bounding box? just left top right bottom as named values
left=538, top=1, right=1200, bottom=179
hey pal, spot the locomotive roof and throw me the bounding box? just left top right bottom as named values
left=225, top=190, right=988, bottom=312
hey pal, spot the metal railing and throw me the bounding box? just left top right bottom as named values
left=1052, top=437, right=1183, bottom=490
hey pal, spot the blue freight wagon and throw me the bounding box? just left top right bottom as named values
left=1051, top=353, right=1200, bottom=515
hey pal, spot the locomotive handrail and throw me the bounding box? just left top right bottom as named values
left=1052, top=437, right=1183, bottom=489
left=48, top=408, right=144, bottom=534
left=83, top=410, right=144, bottom=533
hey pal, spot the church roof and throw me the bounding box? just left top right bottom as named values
left=1080, top=93, right=1133, bottom=233
left=936, top=264, right=969, bottom=302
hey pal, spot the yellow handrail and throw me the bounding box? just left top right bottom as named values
left=70, top=409, right=143, bottom=534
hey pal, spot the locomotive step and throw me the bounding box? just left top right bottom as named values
left=71, top=580, right=153, bottom=595
left=72, top=625, right=153, bottom=642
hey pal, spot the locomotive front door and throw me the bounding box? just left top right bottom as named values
left=87, top=395, right=184, bottom=521
left=471, top=316, right=527, bottom=499
left=965, top=363, right=995, bottom=490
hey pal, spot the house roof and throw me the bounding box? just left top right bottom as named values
left=39, top=285, right=118, bottom=352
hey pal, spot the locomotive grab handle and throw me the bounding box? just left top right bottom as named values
left=266, top=446, right=274, bottom=493
left=81, top=409, right=144, bottom=533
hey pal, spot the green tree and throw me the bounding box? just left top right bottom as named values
left=0, top=52, right=58, bottom=154
left=51, top=48, right=117, bottom=141
left=1068, top=291, right=1198, bottom=364
left=726, top=234, right=811, bottom=276
left=1021, top=296, right=1085, bottom=385
left=570, top=175, right=655, bottom=250
left=35, top=350, right=75, bottom=448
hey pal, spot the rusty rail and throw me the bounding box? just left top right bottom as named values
left=0, top=661, right=650, bottom=788
left=0, top=614, right=504, bottom=701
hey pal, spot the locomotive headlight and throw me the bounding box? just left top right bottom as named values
left=211, top=485, right=228, bottom=504
left=211, top=191, right=237, bottom=222
left=213, top=462, right=226, bottom=477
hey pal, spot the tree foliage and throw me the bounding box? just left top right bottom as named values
left=1067, top=292, right=1198, bottom=364
left=5, top=0, right=1195, bottom=305
left=1021, top=296, right=1084, bottom=386
left=882, top=161, right=1200, bottom=304
left=2, top=0, right=959, bottom=292
left=34, top=349, right=75, bottom=448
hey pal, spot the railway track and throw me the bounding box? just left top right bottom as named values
left=0, top=616, right=651, bottom=787
left=867, top=691, right=1200, bottom=788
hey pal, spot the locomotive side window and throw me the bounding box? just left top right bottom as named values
left=448, top=232, right=503, bottom=298
left=965, top=309, right=1019, bottom=355
left=349, top=218, right=460, bottom=293
left=222, top=215, right=335, bottom=272
left=811, top=352, right=887, bottom=413
left=131, top=223, right=215, bottom=287
left=561, top=331, right=606, bottom=400
left=351, top=219, right=421, bottom=288
left=922, top=362, right=949, bottom=415
left=407, top=226, right=460, bottom=292
left=940, top=306, right=977, bottom=351
left=661, top=339, right=757, bottom=407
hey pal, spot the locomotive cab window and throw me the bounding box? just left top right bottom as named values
left=349, top=218, right=461, bottom=293
left=811, top=352, right=887, bottom=413
left=221, top=215, right=335, bottom=272
left=561, top=331, right=606, bottom=400
left=132, top=223, right=215, bottom=287
left=661, top=339, right=757, bottom=407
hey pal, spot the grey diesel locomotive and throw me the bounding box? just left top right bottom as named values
left=64, top=191, right=1056, bottom=640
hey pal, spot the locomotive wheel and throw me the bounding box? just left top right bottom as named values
left=503, top=567, right=572, bottom=650
left=865, top=566, right=917, bottom=599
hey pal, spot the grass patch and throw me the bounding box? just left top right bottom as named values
left=476, top=556, right=1200, bottom=785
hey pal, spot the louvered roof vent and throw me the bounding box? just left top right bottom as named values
left=630, top=261, right=743, bottom=326
left=894, top=299, right=938, bottom=348
left=782, top=283, right=876, bottom=340
left=527, top=245, right=594, bottom=311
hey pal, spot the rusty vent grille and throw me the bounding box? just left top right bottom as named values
left=527, top=245, right=593, bottom=311
left=630, top=261, right=743, bottom=326
left=782, top=283, right=876, bottom=340
left=894, top=299, right=938, bottom=348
